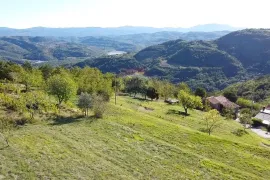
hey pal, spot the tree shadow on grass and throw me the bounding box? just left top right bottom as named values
left=167, top=109, right=190, bottom=116
left=50, top=115, right=96, bottom=126
left=132, top=97, right=152, bottom=102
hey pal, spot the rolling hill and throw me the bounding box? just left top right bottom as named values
left=0, top=36, right=104, bottom=63
left=76, top=29, right=270, bottom=91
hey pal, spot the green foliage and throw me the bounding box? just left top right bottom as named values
left=236, top=98, right=260, bottom=110
left=177, top=82, right=191, bottom=93
left=195, top=87, right=207, bottom=98
left=239, top=113, right=252, bottom=130
left=224, top=75, right=270, bottom=102
left=146, top=87, right=159, bottom=100
left=75, top=67, right=113, bottom=96
left=223, top=90, right=238, bottom=103
left=202, top=109, right=223, bottom=135
left=20, top=68, right=44, bottom=91
left=252, top=118, right=263, bottom=128
left=125, top=76, right=148, bottom=97
left=178, top=90, right=203, bottom=115
left=47, top=73, right=77, bottom=106
left=92, top=94, right=107, bottom=118
left=39, top=64, right=54, bottom=80
left=0, top=61, right=23, bottom=81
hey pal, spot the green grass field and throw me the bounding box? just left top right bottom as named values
left=1, top=96, right=270, bottom=179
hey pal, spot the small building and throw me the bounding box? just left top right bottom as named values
left=206, top=96, right=240, bottom=113
left=254, top=107, right=270, bottom=126
left=165, top=98, right=179, bottom=104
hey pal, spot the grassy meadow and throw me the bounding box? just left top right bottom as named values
left=1, top=96, right=270, bottom=179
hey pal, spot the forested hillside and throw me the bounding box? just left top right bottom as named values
left=77, top=29, right=270, bottom=91
left=224, top=75, right=270, bottom=103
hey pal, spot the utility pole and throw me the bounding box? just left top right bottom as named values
left=114, top=74, right=117, bottom=105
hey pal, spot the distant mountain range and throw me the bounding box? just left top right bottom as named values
left=0, top=31, right=231, bottom=62
left=0, top=24, right=240, bottom=37
left=76, top=29, right=270, bottom=91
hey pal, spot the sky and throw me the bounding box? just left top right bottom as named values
left=0, top=0, right=270, bottom=29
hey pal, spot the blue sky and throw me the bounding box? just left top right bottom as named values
left=1, top=0, right=269, bottom=28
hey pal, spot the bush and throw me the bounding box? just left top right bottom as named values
left=236, top=98, right=260, bottom=110
left=252, top=118, right=263, bottom=127
left=92, top=94, right=107, bottom=118
left=78, top=92, right=92, bottom=116
left=232, top=129, right=248, bottom=136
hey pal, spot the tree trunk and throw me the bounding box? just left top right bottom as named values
left=184, top=107, right=188, bottom=115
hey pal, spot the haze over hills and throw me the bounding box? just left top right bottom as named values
left=0, top=36, right=104, bottom=63
left=0, top=31, right=231, bottom=62
left=0, top=24, right=239, bottom=37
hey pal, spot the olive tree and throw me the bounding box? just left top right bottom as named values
left=92, top=94, right=107, bottom=118
left=78, top=92, right=92, bottom=116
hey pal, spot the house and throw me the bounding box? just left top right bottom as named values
left=206, top=96, right=240, bottom=113
left=165, top=98, right=179, bottom=104
left=254, top=107, right=270, bottom=126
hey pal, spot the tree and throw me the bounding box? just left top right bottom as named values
left=125, top=76, right=147, bottom=97
left=20, top=69, right=44, bottom=92
left=239, top=113, right=252, bottom=131
left=195, top=87, right=207, bottom=98
left=75, top=67, right=113, bottom=96
left=203, top=109, right=223, bottom=135
left=78, top=92, right=92, bottom=116
left=223, top=91, right=238, bottom=103
left=92, top=94, right=107, bottom=118
left=47, top=74, right=77, bottom=108
left=39, top=64, right=54, bottom=80
left=178, top=90, right=203, bottom=115
left=177, top=82, right=191, bottom=93
left=22, top=61, right=33, bottom=72
left=146, top=87, right=159, bottom=100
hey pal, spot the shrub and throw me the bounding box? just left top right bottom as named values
left=236, top=98, right=260, bottom=110
left=232, top=129, right=248, bottom=136
left=78, top=92, right=92, bottom=116
left=92, top=94, right=107, bottom=118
